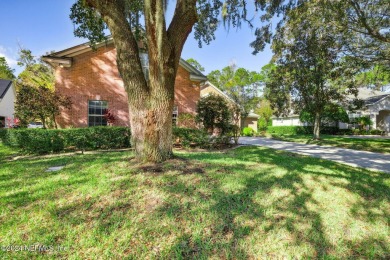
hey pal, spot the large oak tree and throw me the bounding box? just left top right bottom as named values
left=70, top=0, right=276, bottom=162
left=69, top=0, right=388, bottom=161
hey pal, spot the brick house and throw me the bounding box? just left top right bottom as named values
left=42, top=40, right=207, bottom=128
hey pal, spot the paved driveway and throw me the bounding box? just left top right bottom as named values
left=239, top=137, right=390, bottom=174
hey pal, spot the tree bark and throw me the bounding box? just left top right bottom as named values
left=313, top=112, right=321, bottom=140
left=86, top=0, right=197, bottom=162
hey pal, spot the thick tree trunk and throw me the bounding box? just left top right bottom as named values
left=313, top=112, right=321, bottom=140
left=87, top=0, right=197, bottom=162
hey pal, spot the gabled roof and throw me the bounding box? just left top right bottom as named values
left=365, top=94, right=390, bottom=106
left=42, top=37, right=207, bottom=82
left=0, top=79, right=12, bottom=99
left=201, top=81, right=237, bottom=104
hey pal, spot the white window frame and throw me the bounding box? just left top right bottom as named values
left=172, top=105, right=178, bottom=125
left=88, top=100, right=108, bottom=127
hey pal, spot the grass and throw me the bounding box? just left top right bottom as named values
left=271, top=134, right=390, bottom=153
left=0, top=143, right=389, bottom=259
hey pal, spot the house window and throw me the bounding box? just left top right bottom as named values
left=139, top=53, right=149, bottom=80
left=172, top=105, right=178, bottom=125
left=0, top=116, right=4, bottom=128
left=88, top=100, right=108, bottom=127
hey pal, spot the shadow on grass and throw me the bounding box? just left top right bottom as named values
left=1, top=146, right=389, bottom=258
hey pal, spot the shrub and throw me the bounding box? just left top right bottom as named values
left=258, top=117, right=268, bottom=131
left=177, top=113, right=197, bottom=128
left=267, top=126, right=340, bottom=135
left=242, top=127, right=255, bottom=136
left=0, top=127, right=131, bottom=154
left=173, top=127, right=233, bottom=149
left=173, top=127, right=208, bottom=148
left=369, top=129, right=383, bottom=135
left=196, top=94, right=231, bottom=135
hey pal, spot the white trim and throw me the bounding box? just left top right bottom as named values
left=366, top=94, right=390, bottom=106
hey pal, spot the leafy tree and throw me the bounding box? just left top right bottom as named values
left=16, top=48, right=55, bottom=90
left=251, top=0, right=389, bottom=64
left=15, top=85, right=72, bottom=129
left=196, top=94, right=231, bottom=135
left=207, top=66, right=262, bottom=126
left=185, top=58, right=205, bottom=72
left=299, top=104, right=349, bottom=127
left=255, top=99, right=273, bottom=127
left=15, top=48, right=70, bottom=128
left=68, top=0, right=389, bottom=161
left=69, top=0, right=289, bottom=162
left=265, top=1, right=358, bottom=139
left=355, top=65, right=390, bottom=92
left=0, top=57, right=15, bottom=80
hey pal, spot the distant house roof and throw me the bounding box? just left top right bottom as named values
left=41, top=37, right=207, bottom=82
left=247, top=112, right=260, bottom=119
left=0, top=79, right=12, bottom=99
left=349, top=88, right=387, bottom=100
left=365, top=94, right=390, bottom=106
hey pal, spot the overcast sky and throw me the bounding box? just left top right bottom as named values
left=0, top=0, right=273, bottom=75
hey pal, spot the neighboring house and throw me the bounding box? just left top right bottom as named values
left=200, top=81, right=259, bottom=131
left=0, top=79, right=16, bottom=128
left=272, top=88, right=390, bottom=133
left=42, top=40, right=207, bottom=128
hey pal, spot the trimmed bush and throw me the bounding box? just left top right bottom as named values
left=173, top=127, right=208, bottom=148
left=267, top=126, right=340, bottom=135
left=173, top=127, right=233, bottom=149
left=267, top=126, right=312, bottom=135
left=242, top=127, right=255, bottom=137
left=0, top=127, right=131, bottom=154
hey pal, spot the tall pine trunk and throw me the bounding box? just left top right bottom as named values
left=313, top=112, right=321, bottom=140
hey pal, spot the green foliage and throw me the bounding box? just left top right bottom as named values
left=0, top=127, right=131, bottom=154
left=177, top=113, right=197, bottom=128
left=265, top=1, right=360, bottom=139
left=0, top=57, right=15, bottom=80
left=257, top=117, right=268, bottom=131
left=299, top=104, right=349, bottom=125
left=185, top=58, right=205, bottom=72
left=355, top=65, right=390, bottom=92
left=351, top=116, right=373, bottom=130
left=267, top=126, right=342, bottom=136
left=207, top=65, right=262, bottom=118
left=173, top=127, right=232, bottom=149
left=196, top=94, right=231, bottom=135
left=255, top=99, right=273, bottom=126
left=16, top=64, right=55, bottom=90
left=15, top=85, right=72, bottom=128
left=242, top=127, right=255, bottom=137
left=173, top=127, right=208, bottom=148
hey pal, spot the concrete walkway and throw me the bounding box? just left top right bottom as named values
left=239, top=137, right=390, bottom=174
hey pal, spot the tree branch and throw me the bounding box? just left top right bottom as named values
left=85, top=0, right=150, bottom=105
left=167, top=0, right=198, bottom=63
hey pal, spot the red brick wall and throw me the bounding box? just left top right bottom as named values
left=55, top=44, right=200, bottom=128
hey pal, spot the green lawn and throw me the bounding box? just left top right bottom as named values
left=0, top=143, right=389, bottom=259
left=271, top=134, right=390, bottom=153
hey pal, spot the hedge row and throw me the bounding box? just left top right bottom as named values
left=0, top=127, right=131, bottom=154
left=267, top=126, right=349, bottom=135
left=267, top=126, right=384, bottom=136
left=173, top=127, right=232, bottom=148
left=0, top=126, right=233, bottom=155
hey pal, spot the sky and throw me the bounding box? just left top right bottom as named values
left=0, top=0, right=273, bottom=76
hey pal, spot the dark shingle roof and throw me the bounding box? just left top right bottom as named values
left=0, top=79, right=12, bottom=99
left=365, top=94, right=390, bottom=105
